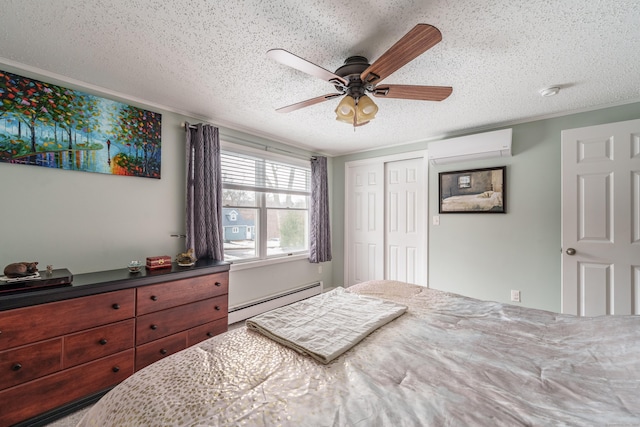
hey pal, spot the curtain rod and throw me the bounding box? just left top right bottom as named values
left=181, top=122, right=317, bottom=161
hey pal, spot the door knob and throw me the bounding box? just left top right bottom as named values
left=566, top=248, right=576, bottom=256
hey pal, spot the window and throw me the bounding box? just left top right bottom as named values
left=221, top=147, right=310, bottom=262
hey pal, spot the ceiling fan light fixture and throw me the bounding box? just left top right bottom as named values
left=268, top=24, right=451, bottom=124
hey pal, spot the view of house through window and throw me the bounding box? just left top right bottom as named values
left=221, top=148, right=310, bottom=262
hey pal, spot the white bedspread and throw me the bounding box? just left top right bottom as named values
left=246, top=287, right=407, bottom=364
left=79, top=280, right=640, bottom=427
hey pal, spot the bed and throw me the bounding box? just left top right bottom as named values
left=441, top=190, right=503, bottom=211
left=78, top=280, right=640, bottom=426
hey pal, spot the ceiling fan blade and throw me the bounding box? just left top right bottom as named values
left=372, top=85, right=452, bottom=101
left=360, top=24, right=443, bottom=85
left=267, top=49, right=348, bottom=87
left=276, top=93, right=343, bottom=113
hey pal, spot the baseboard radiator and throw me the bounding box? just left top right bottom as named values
left=228, top=281, right=323, bottom=324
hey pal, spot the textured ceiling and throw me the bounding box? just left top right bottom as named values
left=1, top=0, right=639, bottom=156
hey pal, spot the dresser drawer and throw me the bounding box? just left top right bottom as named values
left=0, top=338, right=62, bottom=391
left=0, top=289, right=135, bottom=351
left=186, top=317, right=228, bottom=347
left=0, top=349, right=134, bottom=427
left=137, top=272, right=228, bottom=315
left=136, top=295, right=228, bottom=345
left=135, top=332, right=187, bottom=371
left=63, top=319, right=135, bottom=368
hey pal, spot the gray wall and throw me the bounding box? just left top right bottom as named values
left=331, top=102, right=640, bottom=313
left=0, top=65, right=332, bottom=308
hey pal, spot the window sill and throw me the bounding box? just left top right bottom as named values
left=228, top=253, right=309, bottom=271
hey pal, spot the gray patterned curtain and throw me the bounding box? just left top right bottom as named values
left=309, top=156, right=332, bottom=263
left=185, top=123, right=224, bottom=260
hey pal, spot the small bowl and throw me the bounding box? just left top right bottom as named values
left=128, top=261, right=142, bottom=273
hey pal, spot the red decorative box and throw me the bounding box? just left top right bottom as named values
left=146, top=255, right=172, bottom=270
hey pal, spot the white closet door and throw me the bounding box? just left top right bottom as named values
left=386, top=158, right=425, bottom=285
left=345, top=162, right=384, bottom=286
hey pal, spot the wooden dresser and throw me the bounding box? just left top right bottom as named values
left=134, top=272, right=228, bottom=370
left=0, top=259, right=230, bottom=427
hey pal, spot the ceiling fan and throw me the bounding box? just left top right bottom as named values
left=267, top=23, right=452, bottom=127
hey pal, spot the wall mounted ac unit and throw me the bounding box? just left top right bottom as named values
left=428, top=128, right=512, bottom=165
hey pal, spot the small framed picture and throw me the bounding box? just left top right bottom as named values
left=439, top=166, right=506, bottom=213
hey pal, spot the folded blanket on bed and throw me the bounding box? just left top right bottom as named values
left=246, top=287, right=407, bottom=364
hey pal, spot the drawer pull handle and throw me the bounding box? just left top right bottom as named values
left=214, top=305, right=221, bottom=311
left=12, top=363, right=22, bottom=371
left=150, top=324, right=158, bottom=330
left=160, top=349, right=168, bottom=355
left=206, top=332, right=213, bottom=337
left=151, top=295, right=158, bottom=301
left=99, top=339, right=108, bottom=345
left=214, top=282, right=222, bottom=287
left=112, top=366, right=120, bottom=373
left=112, top=303, right=120, bottom=310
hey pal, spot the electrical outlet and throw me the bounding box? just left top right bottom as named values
left=318, top=265, right=323, bottom=274
left=510, top=290, right=521, bottom=302
left=433, top=216, right=440, bottom=225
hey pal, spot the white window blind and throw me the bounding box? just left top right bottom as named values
left=221, top=151, right=310, bottom=196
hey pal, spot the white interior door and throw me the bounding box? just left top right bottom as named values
left=386, top=158, right=425, bottom=284
left=561, top=118, right=640, bottom=315
left=345, top=162, right=384, bottom=286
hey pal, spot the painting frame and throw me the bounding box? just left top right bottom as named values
left=438, top=166, right=506, bottom=214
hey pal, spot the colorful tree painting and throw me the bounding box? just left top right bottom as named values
left=0, top=69, right=162, bottom=178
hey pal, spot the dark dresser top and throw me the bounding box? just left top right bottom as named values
left=0, top=259, right=230, bottom=311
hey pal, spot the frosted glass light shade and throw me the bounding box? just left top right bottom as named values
left=335, top=96, right=356, bottom=122
left=354, top=95, right=378, bottom=125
